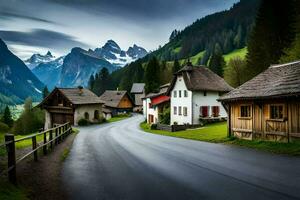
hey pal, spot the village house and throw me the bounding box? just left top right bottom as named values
left=99, top=90, right=134, bottom=116
left=219, top=61, right=300, bottom=142
left=130, top=83, right=145, bottom=112
left=142, top=83, right=170, bottom=124
left=167, top=63, right=233, bottom=125
left=38, top=87, right=104, bottom=128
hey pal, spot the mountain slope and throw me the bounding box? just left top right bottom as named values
left=0, top=39, right=44, bottom=103
left=25, top=51, right=56, bottom=70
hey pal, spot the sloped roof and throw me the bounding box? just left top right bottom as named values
left=99, top=90, right=133, bottom=108
left=167, top=65, right=233, bottom=95
left=143, top=83, right=170, bottom=99
left=130, top=83, right=145, bottom=94
left=219, top=61, right=300, bottom=101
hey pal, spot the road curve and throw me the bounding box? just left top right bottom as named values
left=62, top=115, right=300, bottom=200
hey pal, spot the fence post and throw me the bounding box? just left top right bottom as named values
left=5, top=134, right=16, bottom=184
left=32, top=136, right=38, bottom=161
left=55, top=128, right=58, bottom=145
left=49, top=130, right=53, bottom=149
left=43, top=131, right=47, bottom=155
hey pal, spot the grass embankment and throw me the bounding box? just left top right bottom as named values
left=0, top=132, right=44, bottom=149
left=140, top=122, right=300, bottom=155
left=223, top=47, right=247, bottom=63
left=107, top=114, right=131, bottom=123
left=0, top=181, right=29, bottom=200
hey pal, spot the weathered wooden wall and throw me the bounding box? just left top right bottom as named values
left=118, top=95, right=133, bottom=108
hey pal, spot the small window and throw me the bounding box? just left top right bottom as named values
left=212, top=106, right=220, bottom=117
left=240, top=105, right=251, bottom=117
left=183, top=107, right=188, bottom=116
left=203, top=91, right=207, bottom=96
left=173, top=91, right=177, bottom=98
left=184, top=90, right=188, bottom=97
left=178, top=106, right=182, bottom=115
left=270, top=105, right=284, bottom=119
left=174, top=106, right=177, bottom=115
left=179, top=90, right=182, bottom=98
left=84, top=112, right=89, bottom=120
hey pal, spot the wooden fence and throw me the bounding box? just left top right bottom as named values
left=0, top=122, right=72, bottom=184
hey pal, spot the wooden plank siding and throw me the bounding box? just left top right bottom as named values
left=118, top=95, right=134, bottom=108
left=229, top=99, right=300, bottom=142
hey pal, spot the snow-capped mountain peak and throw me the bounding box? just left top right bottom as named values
left=24, top=51, right=56, bottom=70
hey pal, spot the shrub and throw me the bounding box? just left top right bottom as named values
left=0, top=121, right=9, bottom=132
left=78, top=118, right=89, bottom=126
left=160, top=106, right=170, bottom=125
left=150, top=123, right=157, bottom=130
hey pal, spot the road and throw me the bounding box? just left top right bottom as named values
left=62, top=115, right=300, bottom=200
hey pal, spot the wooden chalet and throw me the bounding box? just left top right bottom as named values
left=99, top=90, right=134, bottom=116
left=38, top=87, right=104, bottom=128
left=219, top=61, right=300, bottom=142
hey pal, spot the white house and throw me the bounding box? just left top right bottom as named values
left=142, top=84, right=170, bottom=124
left=167, top=63, right=233, bottom=125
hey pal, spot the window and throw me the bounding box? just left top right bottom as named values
left=203, top=91, right=207, bottom=96
left=174, top=106, right=177, bottom=115
left=200, top=106, right=209, bottom=117
left=211, top=106, right=220, bottom=117
left=179, top=90, right=182, bottom=98
left=184, top=90, right=188, bottom=97
left=178, top=106, right=182, bottom=115
left=173, top=91, right=177, bottom=98
left=270, top=105, right=284, bottom=119
left=240, top=105, right=251, bottom=117
left=84, top=112, right=89, bottom=120
left=183, top=107, right=188, bottom=116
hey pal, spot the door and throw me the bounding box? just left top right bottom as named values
left=51, top=113, right=74, bottom=126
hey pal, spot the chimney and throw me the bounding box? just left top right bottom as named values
left=78, top=86, right=83, bottom=95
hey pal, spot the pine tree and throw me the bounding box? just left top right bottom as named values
left=172, top=59, right=181, bottom=73
left=145, top=56, right=160, bottom=94
left=88, top=74, right=95, bottom=91
left=42, top=86, right=49, bottom=99
left=246, top=0, right=296, bottom=79
left=2, top=106, right=13, bottom=127
left=94, top=67, right=110, bottom=96
left=208, top=43, right=225, bottom=77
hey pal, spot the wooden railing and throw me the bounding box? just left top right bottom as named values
left=0, top=122, right=72, bottom=184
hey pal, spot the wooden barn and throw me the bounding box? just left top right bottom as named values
left=38, top=87, right=104, bottom=128
left=99, top=90, right=134, bottom=116
left=219, top=61, right=300, bottom=142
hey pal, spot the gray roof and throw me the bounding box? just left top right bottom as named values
left=219, top=61, right=300, bottom=101
left=58, top=88, right=104, bottom=104
left=130, top=83, right=145, bottom=94
left=167, top=65, right=233, bottom=95
left=99, top=90, right=133, bottom=108
left=143, top=83, right=170, bottom=99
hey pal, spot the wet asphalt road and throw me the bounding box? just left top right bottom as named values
left=62, top=115, right=300, bottom=200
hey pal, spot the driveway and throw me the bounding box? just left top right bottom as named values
left=62, top=115, right=300, bottom=200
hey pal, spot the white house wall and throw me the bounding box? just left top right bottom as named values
left=170, top=75, right=193, bottom=125
left=144, top=98, right=159, bottom=124
left=44, top=110, right=52, bottom=130
left=74, top=104, right=103, bottom=126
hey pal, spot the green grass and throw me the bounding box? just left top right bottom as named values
left=107, top=114, right=131, bottom=123
left=140, top=122, right=229, bottom=143
left=223, top=47, right=248, bottom=63
left=0, top=180, right=29, bottom=200
left=14, top=133, right=44, bottom=149
left=173, top=46, right=181, bottom=53
left=60, top=148, right=70, bottom=162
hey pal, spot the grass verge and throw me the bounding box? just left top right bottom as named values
left=0, top=180, right=29, bottom=200
left=107, top=114, right=131, bottom=123
left=140, top=122, right=300, bottom=155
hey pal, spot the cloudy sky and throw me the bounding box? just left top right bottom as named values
left=0, top=0, right=238, bottom=59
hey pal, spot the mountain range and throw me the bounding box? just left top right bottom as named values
left=28, top=40, right=147, bottom=89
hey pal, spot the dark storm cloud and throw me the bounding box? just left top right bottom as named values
left=0, top=11, right=58, bottom=24
left=0, top=29, right=87, bottom=49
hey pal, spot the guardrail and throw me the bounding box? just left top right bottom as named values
left=0, top=122, right=72, bottom=184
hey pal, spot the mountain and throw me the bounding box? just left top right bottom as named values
left=58, top=47, right=118, bottom=87
left=24, top=51, right=56, bottom=70
left=32, top=56, right=64, bottom=89
left=0, top=39, right=44, bottom=104
left=94, top=40, right=147, bottom=67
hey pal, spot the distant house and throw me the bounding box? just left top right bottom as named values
left=219, top=61, right=300, bottom=142
left=38, top=87, right=104, bottom=128
left=102, top=107, right=112, bottom=120
left=167, top=63, right=233, bottom=125
left=99, top=90, right=134, bottom=116
left=143, top=84, right=170, bottom=124
left=130, top=83, right=145, bottom=112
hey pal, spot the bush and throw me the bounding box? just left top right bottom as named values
left=150, top=123, right=157, bottom=130
left=160, top=106, right=170, bottom=124
left=0, top=121, right=9, bottom=132
left=78, top=118, right=89, bottom=126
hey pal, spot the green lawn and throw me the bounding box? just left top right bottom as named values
left=140, top=122, right=229, bottom=143
left=140, top=122, right=300, bottom=155
left=0, top=180, right=29, bottom=200
left=107, top=114, right=131, bottom=123
left=223, top=47, right=247, bottom=63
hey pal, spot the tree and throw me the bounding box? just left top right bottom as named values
left=246, top=0, right=296, bottom=80
left=144, top=56, right=161, bottom=94
left=42, top=86, right=49, bottom=99
left=224, top=57, right=247, bottom=87
left=209, top=43, right=225, bottom=77
left=2, top=106, right=13, bottom=127
left=93, top=67, right=110, bottom=96
left=88, top=74, right=95, bottom=91
left=172, top=59, right=181, bottom=73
